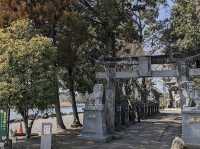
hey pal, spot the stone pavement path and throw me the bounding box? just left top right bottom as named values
left=54, top=110, right=181, bottom=149
left=14, top=110, right=181, bottom=149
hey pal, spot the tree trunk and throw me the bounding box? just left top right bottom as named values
left=141, top=78, right=148, bottom=103
left=24, top=121, right=31, bottom=139
left=68, top=67, right=82, bottom=127
left=20, top=110, right=31, bottom=139
left=168, top=88, right=174, bottom=108
left=52, top=21, right=66, bottom=130
left=54, top=97, right=66, bottom=130
left=54, top=79, right=66, bottom=130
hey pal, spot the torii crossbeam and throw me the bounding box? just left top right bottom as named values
left=96, top=55, right=200, bottom=79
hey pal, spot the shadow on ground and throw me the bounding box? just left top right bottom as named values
left=12, top=111, right=182, bottom=149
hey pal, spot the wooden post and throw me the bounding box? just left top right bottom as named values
left=105, top=65, right=116, bottom=133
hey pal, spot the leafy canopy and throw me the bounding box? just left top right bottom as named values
left=0, top=19, right=57, bottom=111
left=162, top=0, right=200, bottom=56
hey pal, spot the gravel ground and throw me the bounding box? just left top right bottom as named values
left=10, top=113, right=83, bottom=135
left=11, top=109, right=183, bottom=149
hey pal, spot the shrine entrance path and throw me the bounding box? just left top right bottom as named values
left=15, top=109, right=181, bottom=149
left=55, top=109, right=181, bottom=149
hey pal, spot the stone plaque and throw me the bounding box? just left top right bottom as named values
left=188, top=81, right=193, bottom=92
left=42, top=123, right=52, bottom=135
left=138, top=56, right=151, bottom=77
left=88, top=113, right=96, bottom=119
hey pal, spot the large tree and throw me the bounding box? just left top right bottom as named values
left=76, top=0, right=166, bottom=58
left=0, top=19, right=57, bottom=138
left=0, top=0, right=68, bottom=130
left=56, top=12, right=94, bottom=127
left=25, top=0, right=73, bottom=129
left=26, top=0, right=91, bottom=128
left=160, top=0, right=200, bottom=93
left=162, top=0, right=200, bottom=57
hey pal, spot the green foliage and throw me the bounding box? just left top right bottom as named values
left=0, top=0, right=27, bottom=27
left=26, top=0, right=71, bottom=38
left=162, top=0, right=200, bottom=56
left=0, top=19, right=57, bottom=111
left=57, top=12, right=89, bottom=67
left=76, top=0, right=166, bottom=57
left=57, top=12, right=95, bottom=93
left=24, top=1, right=96, bottom=93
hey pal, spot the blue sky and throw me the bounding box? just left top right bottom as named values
left=153, top=0, right=174, bottom=93
left=144, top=0, right=174, bottom=54
left=158, top=0, right=174, bottom=21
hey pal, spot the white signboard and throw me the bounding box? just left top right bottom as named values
left=41, top=123, right=52, bottom=149
left=42, top=123, right=52, bottom=135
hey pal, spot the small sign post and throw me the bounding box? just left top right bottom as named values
left=40, top=123, right=52, bottom=149
left=0, top=108, right=9, bottom=149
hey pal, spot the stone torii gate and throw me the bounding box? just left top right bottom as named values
left=82, top=54, right=200, bottom=146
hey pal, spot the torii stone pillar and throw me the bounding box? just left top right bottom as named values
left=105, top=64, right=116, bottom=133
left=81, top=84, right=110, bottom=142
left=177, top=61, right=190, bottom=107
